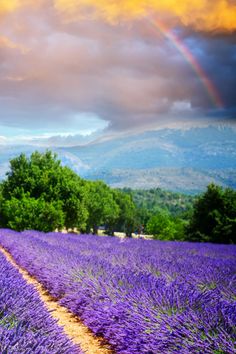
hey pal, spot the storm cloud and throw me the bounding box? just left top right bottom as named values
left=0, top=1, right=235, bottom=138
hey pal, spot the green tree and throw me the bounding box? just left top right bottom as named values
left=108, top=190, right=137, bottom=237
left=147, top=211, right=173, bottom=240
left=122, top=187, right=195, bottom=218
left=187, top=184, right=236, bottom=244
left=0, top=151, right=87, bottom=232
left=135, top=207, right=152, bottom=230
left=57, top=167, right=88, bottom=231
left=84, top=181, right=119, bottom=234
left=2, top=151, right=61, bottom=200
left=2, top=195, right=64, bottom=232
left=146, top=210, right=184, bottom=240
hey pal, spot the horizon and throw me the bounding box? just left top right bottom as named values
left=0, top=121, right=235, bottom=148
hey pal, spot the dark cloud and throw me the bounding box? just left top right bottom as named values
left=0, top=4, right=235, bottom=135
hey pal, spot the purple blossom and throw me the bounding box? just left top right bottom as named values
left=0, top=229, right=235, bottom=353
left=0, top=244, right=81, bottom=353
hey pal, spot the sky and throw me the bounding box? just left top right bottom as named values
left=0, top=0, right=236, bottom=145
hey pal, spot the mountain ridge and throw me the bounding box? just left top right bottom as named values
left=0, top=125, right=235, bottom=194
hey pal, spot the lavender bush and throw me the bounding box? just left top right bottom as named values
left=0, top=247, right=81, bottom=353
left=0, top=229, right=235, bottom=353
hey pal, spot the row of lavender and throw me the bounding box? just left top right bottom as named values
left=0, top=246, right=80, bottom=353
left=0, top=229, right=235, bottom=353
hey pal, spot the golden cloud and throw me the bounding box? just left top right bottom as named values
left=0, top=0, right=235, bottom=32
left=0, top=0, right=20, bottom=14
left=54, top=0, right=236, bottom=32
left=0, top=35, right=29, bottom=54
left=0, top=0, right=29, bottom=15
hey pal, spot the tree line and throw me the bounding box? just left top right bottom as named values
left=0, top=151, right=235, bottom=244
left=0, top=151, right=136, bottom=236
left=122, top=187, right=195, bottom=217
left=124, top=186, right=236, bottom=244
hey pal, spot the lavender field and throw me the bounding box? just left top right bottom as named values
left=0, top=246, right=79, bottom=353
left=0, top=229, right=236, bottom=353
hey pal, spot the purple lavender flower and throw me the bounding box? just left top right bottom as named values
left=0, top=229, right=235, bottom=353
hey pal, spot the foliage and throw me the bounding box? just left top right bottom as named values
left=122, top=187, right=194, bottom=237
left=2, top=151, right=61, bottom=200
left=0, top=151, right=138, bottom=234
left=146, top=210, right=186, bottom=241
left=2, top=195, right=64, bottom=232
left=0, top=151, right=235, bottom=243
left=84, top=180, right=120, bottom=234
left=109, top=190, right=137, bottom=237
left=187, top=183, right=236, bottom=244
left=0, top=152, right=88, bottom=232
left=58, top=167, right=88, bottom=231
left=122, top=187, right=195, bottom=217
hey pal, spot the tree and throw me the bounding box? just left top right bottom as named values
left=2, top=195, right=64, bottom=232
left=187, top=184, right=236, bottom=244
left=135, top=207, right=152, bottom=234
left=0, top=151, right=87, bottom=232
left=57, top=167, right=88, bottom=231
left=146, top=210, right=177, bottom=240
left=146, top=209, right=186, bottom=241
left=84, top=181, right=119, bottom=234
left=2, top=151, right=61, bottom=200
left=107, top=190, right=137, bottom=237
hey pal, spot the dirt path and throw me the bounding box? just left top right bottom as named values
left=0, top=246, right=113, bottom=354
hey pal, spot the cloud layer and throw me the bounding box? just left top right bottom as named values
left=2, top=0, right=236, bottom=32
left=0, top=1, right=235, bottom=138
left=54, top=0, right=236, bottom=32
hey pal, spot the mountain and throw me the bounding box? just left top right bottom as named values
left=0, top=125, right=235, bottom=194
left=61, top=126, right=236, bottom=170
left=59, top=125, right=236, bottom=193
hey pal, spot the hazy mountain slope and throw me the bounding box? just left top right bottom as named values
left=87, top=168, right=236, bottom=194
left=0, top=126, right=235, bottom=194
left=63, top=126, right=236, bottom=171
left=59, top=126, right=236, bottom=193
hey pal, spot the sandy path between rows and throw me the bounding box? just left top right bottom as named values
left=0, top=246, right=113, bottom=354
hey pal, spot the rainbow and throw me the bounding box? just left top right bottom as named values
left=148, top=19, right=224, bottom=109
